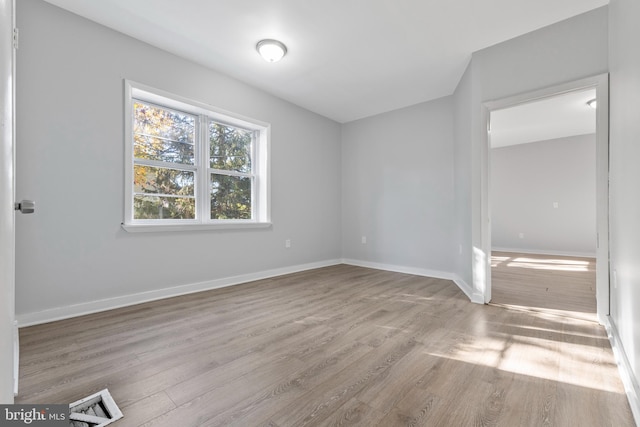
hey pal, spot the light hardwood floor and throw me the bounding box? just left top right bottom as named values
left=16, top=264, right=634, bottom=426
left=491, top=251, right=597, bottom=321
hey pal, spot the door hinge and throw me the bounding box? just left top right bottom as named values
left=13, top=28, right=18, bottom=50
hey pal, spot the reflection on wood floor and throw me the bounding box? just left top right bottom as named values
left=491, top=251, right=597, bottom=321
left=16, top=264, right=633, bottom=426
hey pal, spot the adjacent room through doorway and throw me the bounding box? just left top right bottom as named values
left=488, top=88, right=598, bottom=320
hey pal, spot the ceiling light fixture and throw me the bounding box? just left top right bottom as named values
left=587, top=98, right=597, bottom=109
left=256, top=39, right=287, bottom=63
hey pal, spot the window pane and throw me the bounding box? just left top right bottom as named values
left=134, top=165, right=194, bottom=196
left=133, top=195, right=195, bottom=219
left=209, top=122, right=252, bottom=173
left=134, top=135, right=194, bottom=165
left=134, top=101, right=195, bottom=164
left=211, top=174, right=251, bottom=219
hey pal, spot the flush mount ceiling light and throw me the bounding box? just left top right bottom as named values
left=256, top=39, right=287, bottom=63
left=587, top=98, right=597, bottom=109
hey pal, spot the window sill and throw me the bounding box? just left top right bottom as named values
left=121, top=222, right=272, bottom=233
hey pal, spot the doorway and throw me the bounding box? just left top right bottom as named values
left=489, top=88, right=598, bottom=320
left=481, top=74, right=610, bottom=324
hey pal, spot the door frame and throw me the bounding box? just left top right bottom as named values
left=479, top=74, right=610, bottom=323
left=0, top=0, right=16, bottom=403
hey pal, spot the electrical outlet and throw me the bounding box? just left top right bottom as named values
left=361, top=236, right=367, bottom=244
left=553, top=202, right=559, bottom=208
left=285, top=239, right=291, bottom=248
left=518, top=233, right=524, bottom=239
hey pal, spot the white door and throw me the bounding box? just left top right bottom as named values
left=0, top=0, right=16, bottom=403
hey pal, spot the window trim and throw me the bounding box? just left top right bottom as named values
left=122, top=80, right=271, bottom=232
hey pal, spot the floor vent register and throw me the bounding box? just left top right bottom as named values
left=69, top=389, right=123, bottom=427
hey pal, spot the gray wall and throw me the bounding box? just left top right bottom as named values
left=452, top=61, right=476, bottom=292
left=609, top=0, right=640, bottom=408
left=491, top=135, right=596, bottom=256
left=341, top=98, right=455, bottom=274
left=473, top=8, right=609, bottom=102
left=15, top=0, right=342, bottom=319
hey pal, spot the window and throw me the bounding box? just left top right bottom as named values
left=123, top=81, right=270, bottom=232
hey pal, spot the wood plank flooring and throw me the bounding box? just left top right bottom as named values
left=491, top=252, right=597, bottom=321
left=16, top=264, right=634, bottom=426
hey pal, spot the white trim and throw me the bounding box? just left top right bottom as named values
left=341, top=258, right=483, bottom=303
left=16, top=259, right=341, bottom=327
left=341, top=258, right=455, bottom=281
left=482, top=74, right=610, bottom=321
left=127, top=80, right=270, bottom=130
left=0, top=0, right=17, bottom=403
left=123, top=79, right=271, bottom=228
left=17, top=260, right=483, bottom=327
left=453, top=274, right=485, bottom=304
left=491, top=247, right=596, bottom=259
left=603, top=316, right=640, bottom=426
left=121, top=221, right=272, bottom=233
left=484, top=75, right=608, bottom=112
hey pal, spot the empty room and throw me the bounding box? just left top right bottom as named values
left=1, top=0, right=639, bottom=426
left=489, top=89, right=600, bottom=318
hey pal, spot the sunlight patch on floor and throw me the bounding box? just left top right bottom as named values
left=491, top=254, right=593, bottom=272
left=493, top=302, right=597, bottom=322
left=423, top=296, right=615, bottom=394
left=491, top=255, right=511, bottom=267
left=507, top=323, right=606, bottom=340
left=425, top=331, right=622, bottom=394
left=508, top=257, right=589, bottom=272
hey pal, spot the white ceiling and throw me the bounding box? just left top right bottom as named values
left=490, top=88, right=596, bottom=148
left=42, top=0, right=608, bottom=123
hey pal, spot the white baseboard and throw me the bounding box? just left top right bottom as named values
left=341, top=258, right=455, bottom=281
left=17, top=258, right=480, bottom=327
left=604, top=316, right=640, bottom=426
left=341, top=258, right=481, bottom=303
left=452, top=274, right=485, bottom=304
left=16, top=259, right=342, bottom=327
left=492, top=247, right=596, bottom=258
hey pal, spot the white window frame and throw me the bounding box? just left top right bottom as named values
left=122, top=80, right=271, bottom=232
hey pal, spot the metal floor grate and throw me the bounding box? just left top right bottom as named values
left=69, top=389, right=123, bottom=427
